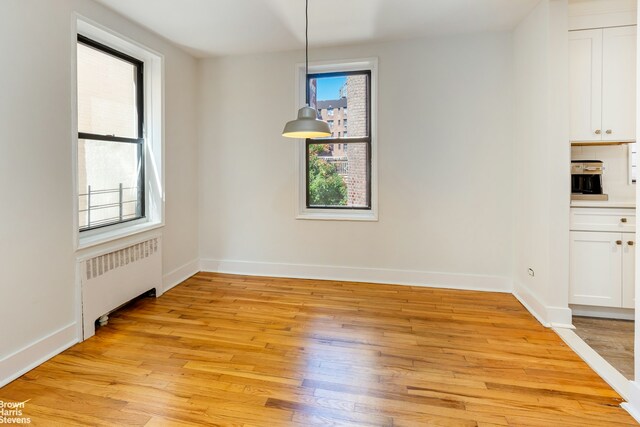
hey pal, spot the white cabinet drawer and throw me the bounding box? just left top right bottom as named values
left=570, top=208, right=635, bottom=232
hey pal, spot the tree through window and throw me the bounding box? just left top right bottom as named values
left=306, top=71, right=371, bottom=209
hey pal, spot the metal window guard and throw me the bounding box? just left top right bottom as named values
left=79, top=184, right=140, bottom=231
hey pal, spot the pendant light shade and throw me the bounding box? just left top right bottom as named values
left=282, top=106, right=331, bottom=138
left=282, top=0, right=330, bottom=139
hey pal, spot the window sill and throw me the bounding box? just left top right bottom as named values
left=77, top=220, right=163, bottom=251
left=296, top=210, right=378, bottom=222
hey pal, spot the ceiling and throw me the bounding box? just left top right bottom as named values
left=96, top=0, right=541, bottom=57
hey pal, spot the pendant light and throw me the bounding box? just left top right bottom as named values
left=282, top=0, right=331, bottom=139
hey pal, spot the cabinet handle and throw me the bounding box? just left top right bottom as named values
left=595, top=129, right=602, bottom=134
left=629, top=241, right=635, bottom=246
left=616, top=240, right=623, bottom=245
left=621, top=218, right=628, bottom=223
left=606, top=129, right=613, bottom=134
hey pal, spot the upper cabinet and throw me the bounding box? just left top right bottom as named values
left=602, top=26, right=637, bottom=142
left=569, top=26, right=637, bottom=143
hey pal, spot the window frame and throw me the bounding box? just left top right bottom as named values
left=305, top=70, right=372, bottom=210
left=77, top=34, right=146, bottom=232
left=294, top=58, right=378, bottom=221
left=74, top=17, right=165, bottom=250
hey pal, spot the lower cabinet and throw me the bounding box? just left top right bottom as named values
left=622, top=235, right=636, bottom=309
left=569, top=231, right=635, bottom=308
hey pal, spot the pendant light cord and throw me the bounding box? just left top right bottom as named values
left=305, top=0, right=309, bottom=77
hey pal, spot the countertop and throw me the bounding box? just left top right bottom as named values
left=570, top=200, right=636, bottom=209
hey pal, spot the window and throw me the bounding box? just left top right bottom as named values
left=75, top=19, right=163, bottom=248
left=77, top=35, right=144, bottom=232
left=306, top=70, right=372, bottom=210
left=296, top=59, right=377, bottom=221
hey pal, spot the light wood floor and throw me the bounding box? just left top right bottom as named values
left=1, top=273, right=636, bottom=426
left=573, top=316, right=635, bottom=380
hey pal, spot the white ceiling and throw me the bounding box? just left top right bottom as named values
left=96, top=0, right=541, bottom=57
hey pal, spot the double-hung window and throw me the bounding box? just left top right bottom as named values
left=77, top=35, right=145, bottom=231
left=305, top=70, right=373, bottom=212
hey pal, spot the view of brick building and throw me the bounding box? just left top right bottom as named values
left=314, top=74, right=369, bottom=207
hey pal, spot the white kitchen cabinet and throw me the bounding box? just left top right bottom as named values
left=570, top=207, right=636, bottom=310
left=569, top=26, right=636, bottom=143
left=569, top=29, right=602, bottom=142
left=622, top=237, right=635, bottom=309
left=569, top=231, right=635, bottom=308
left=570, top=231, right=622, bottom=307
left=570, top=208, right=636, bottom=233
left=602, top=26, right=637, bottom=142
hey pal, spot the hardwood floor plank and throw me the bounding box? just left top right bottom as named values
left=0, top=273, right=635, bottom=425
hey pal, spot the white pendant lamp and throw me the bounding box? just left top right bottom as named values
left=282, top=0, right=331, bottom=139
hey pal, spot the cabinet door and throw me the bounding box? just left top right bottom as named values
left=570, top=231, right=622, bottom=307
left=569, top=29, right=603, bottom=142
left=602, top=26, right=637, bottom=142
left=622, top=237, right=635, bottom=309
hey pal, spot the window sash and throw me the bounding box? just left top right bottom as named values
left=305, top=70, right=372, bottom=210
left=77, top=35, right=145, bottom=232
left=305, top=139, right=372, bottom=210
left=306, top=70, right=371, bottom=138
left=77, top=34, right=144, bottom=140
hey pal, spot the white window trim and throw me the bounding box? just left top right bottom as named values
left=294, top=58, right=379, bottom=221
left=73, top=15, right=165, bottom=250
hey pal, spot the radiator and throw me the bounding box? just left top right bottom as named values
left=80, top=236, right=162, bottom=340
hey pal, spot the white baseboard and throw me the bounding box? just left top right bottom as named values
left=0, top=323, right=77, bottom=388
left=571, top=304, right=635, bottom=321
left=199, top=259, right=512, bottom=293
left=622, top=381, right=640, bottom=423
left=554, top=327, right=630, bottom=401
left=513, top=282, right=573, bottom=328
left=201, top=260, right=580, bottom=330
left=162, top=258, right=199, bottom=293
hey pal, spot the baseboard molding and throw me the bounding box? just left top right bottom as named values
left=200, top=259, right=512, bottom=293
left=513, top=282, right=573, bottom=328
left=162, top=258, right=200, bottom=293
left=554, top=327, right=630, bottom=401
left=0, top=323, right=77, bottom=388
left=200, top=260, right=581, bottom=330
left=622, top=381, right=640, bottom=423
left=198, top=262, right=583, bottom=332
left=571, top=304, right=635, bottom=321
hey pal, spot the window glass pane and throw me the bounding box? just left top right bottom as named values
left=77, top=43, right=139, bottom=138
left=78, top=139, right=143, bottom=230
left=310, top=74, right=368, bottom=138
left=308, top=142, right=369, bottom=208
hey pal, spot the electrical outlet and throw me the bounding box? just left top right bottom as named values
left=528, top=268, right=535, bottom=277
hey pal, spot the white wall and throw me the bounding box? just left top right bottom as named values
left=198, top=33, right=516, bottom=290
left=512, top=0, right=572, bottom=326
left=0, top=0, right=199, bottom=383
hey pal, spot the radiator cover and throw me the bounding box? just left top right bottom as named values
left=80, top=237, right=162, bottom=339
